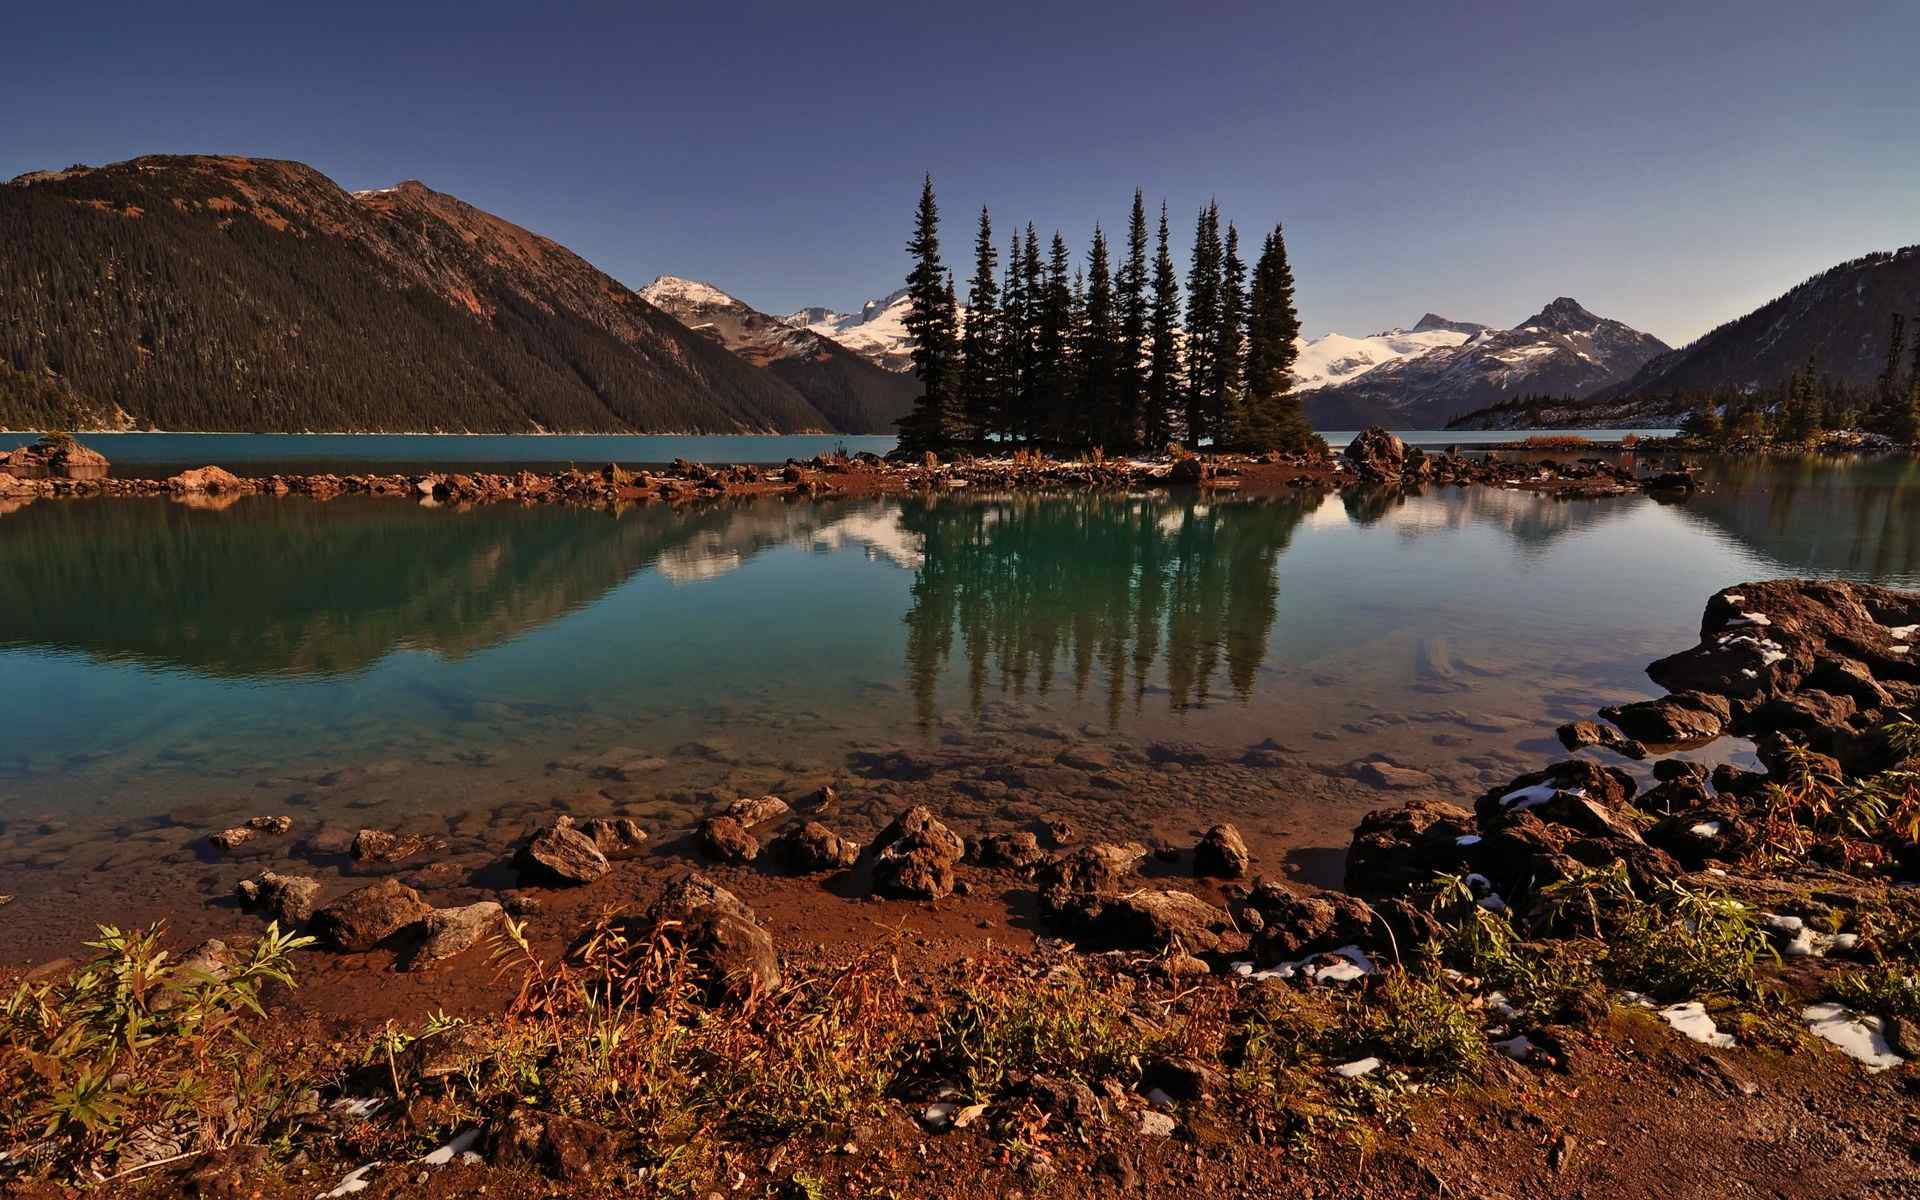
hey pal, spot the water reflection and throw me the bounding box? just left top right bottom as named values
left=900, top=494, right=1308, bottom=725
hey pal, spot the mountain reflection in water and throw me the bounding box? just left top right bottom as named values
left=2, top=457, right=1918, bottom=809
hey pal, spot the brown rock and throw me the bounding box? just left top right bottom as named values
left=865, top=806, right=965, bottom=900
left=722, top=794, right=791, bottom=826
left=970, top=829, right=1048, bottom=869
left=1599, top=691, right=1731, bottom=745
left=1194, top=823, right=1251, bottom=878
left=399, top=901, right=505, bottom=971
left=576, top=816, right=648, bottom=855
left=310, top=879, right=432, bottom=952
left=516, top=817, right=611, bottom=885
left=1344, top=798, right=1477, bottom=898
left=1351, top=760, right=1435, bottom=790
left=695, top=815, right=759, bottom=863
left=765, top=821, right=858, bottom=873
left=234, top=871, right=321, bottom=925
left=350, top=828, right=430, bottom=864
left=166, top=465, right=245, bottom=494
left=1097, top=889, right=1243, bottom=954
left=487, top=1109, right=616, bottom=1180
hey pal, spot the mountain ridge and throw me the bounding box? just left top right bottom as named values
left=0, top=155, right=887, bottom=434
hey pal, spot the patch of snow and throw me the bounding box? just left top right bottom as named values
left=1723, top=593, right=1745, bottom=604
left=1887, top=624, right=1919, bottom=641
left=640, top=275, right=744, bottom=310
left=1688, top=820, right=1724, bottom=838
left=419, top=1129, right=481, bottom=1166
left=1500, top=784, right=1584, bottom=811
left=1332, top=1057, right=1382, bottom=1078
left=1657, top=1001, right=1735, bottom=1048
left=1456, top=833, right=1482, bottom=846
left=1801, top=1002, right=1904, bottom=1071
left=320, top=1164, right=380, bottom=1198
left=1493, top=1034, right=1537, bottom=1060
left=1727, top=612, right=1772, bottom=627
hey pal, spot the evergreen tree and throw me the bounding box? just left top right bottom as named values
left=1021, top=224, right=1046, bottom=443
left=1236, top=224, right=1313, bottom=451
left=1032, top=232, right=1075, bottom=443
left=1000, top=231, right=1029, bottom=443
left=958, top=206, right=1001, bottom=443
left=1182, top=202, right=1222, bottom=446
left=1145, top=202, right=1182, bottom=451
left=1679, top=394, right=1723, bottom=440
left=1114, top=190, right=1150, bottom=451
left=1211, top=222, right=1246, bottom=441
left=1079, top=225, right=1120, bottom=449
left=1872, top=312, right=1910, bottom=435
left=898, top=174, right=960, bottom=451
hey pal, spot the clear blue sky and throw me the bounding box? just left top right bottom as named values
left=5, top=0, right=1915, bottom=345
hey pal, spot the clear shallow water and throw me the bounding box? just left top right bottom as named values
left=0, top=430, right=1675, bottom=479
left=0, top=453, right=1916, bottom=904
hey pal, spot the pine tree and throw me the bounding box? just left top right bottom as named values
left=958, top=206, right=1001, bottom=443
left=1032, top=232, right=1075, bottom=443
left=1145, top=202, right=1182, bottom=451
left=1211, top=222, right=1246, bottom=441
left=898, top=174, right=959, bottom=451
left=1871, top=312, right=1909, bottom=435
left=1079, top=224, right=1119, bottom=450
left=1021, top=224, right=1046, bottom=443
left=1237, top=224, right=1313, bottom=451
left=1182, top=202, right=1222, bottom=446
left=1679, top=394, right=1724, bottom=440
left=1114, top=190, right=1150, bottom=451
left=1000, top=231, right=1028, bottom=443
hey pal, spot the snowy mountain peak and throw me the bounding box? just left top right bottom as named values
left=1522, top=297, right=1603, bottom=332
left=640, top=275, right=745, bottom=311
left=782, top=287, right=920, bottom=373
left=1410, top=313, right=1490, bottom=336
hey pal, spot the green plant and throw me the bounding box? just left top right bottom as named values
left=1827, top=965, right=1920, bottom=1021
left=911, top=968, right=1160, bottom=1101
left=1607, top=883, right=1777, bottom=1002
left=1341, top=972, right=1487, bottom=1080
left=0, top=922, right=314, bottom=1174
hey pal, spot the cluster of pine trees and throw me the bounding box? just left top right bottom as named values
left=1678, top=318, right=1920, bottom=442
left=893, top=177, right=1316, bottom=455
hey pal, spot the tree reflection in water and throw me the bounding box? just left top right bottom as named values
left=898, top=493, right=1313, bottom=727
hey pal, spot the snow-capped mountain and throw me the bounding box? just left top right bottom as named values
left=782, top=288, right=917, bottom=373
left=1301, top=299, right=1669, bottom=429
left=640, top=276, right=920, bottom=433
left=1290, top=313, right=1489, bottom=391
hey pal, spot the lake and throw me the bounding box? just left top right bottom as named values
left=0, top=429, right=1678, bottom=478
left=1, top=450, right=1914, bottom=954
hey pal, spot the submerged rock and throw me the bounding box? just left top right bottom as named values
left=400, top=901, right=504, bottom=971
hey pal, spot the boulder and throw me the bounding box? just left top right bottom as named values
left=1556, top=720, right=1647, bottom=759
left=635, top=872, right=779, bottom=1001
left=1345, top=427, right=1407, bottom=480
left=1344, top=798, right=1477, bottom=897
left=575, top=816, right=648, bottom=855
left=350, top=828, right=431, bottom=864
left=1233, top=879, right=1379, bottom=962
left=1035, top=842, right=1149, bottom=904
left=486, top=1109, right=617, bottom=1181
left=969, top=829, right=1048, bottom=870
left=722, top=795, right=791, bottom=826
left=1475, top=760, right=1636, bottom=828
left=695, top=815, right=759, bottom=863
left=399, top=901, right=504, bottom=971
left=1193, top=823, right=1251, bottom=878
left=765, top=821, right=858, bottom=873
left=865, top=806, right=965, bottom=900
left=515, top=817, right=611, bottom=886
left=1599, top=691, right=1731, bottom=745
left=1648, top=580, right=1920, bottom=704
left=1646, top=805, right=1758, bottom=869
left=310, top=879, right=432, bottom=952
left=1097, top=889, right=1244, bottom=954
left=234, top=871, right=321, bottom=925
left=166, top=465, right=245, bottom=494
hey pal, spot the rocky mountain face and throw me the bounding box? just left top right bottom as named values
left=640, top=276, right=919, bottom=434
left=0, top=155, right=871, bottom=433
left=1301, top=298, right=1669, bottom=429
left=1600, top=245, right=1920, bottom=401
left=783, top=289, right=917, bottom=373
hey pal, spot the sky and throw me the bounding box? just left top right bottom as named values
left=4, top=0, right=1917, bottom=347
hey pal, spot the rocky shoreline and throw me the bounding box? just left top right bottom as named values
left=0, top=427, right=1699, bottom=513
left=5, top=578, right=1920, bottom=1197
